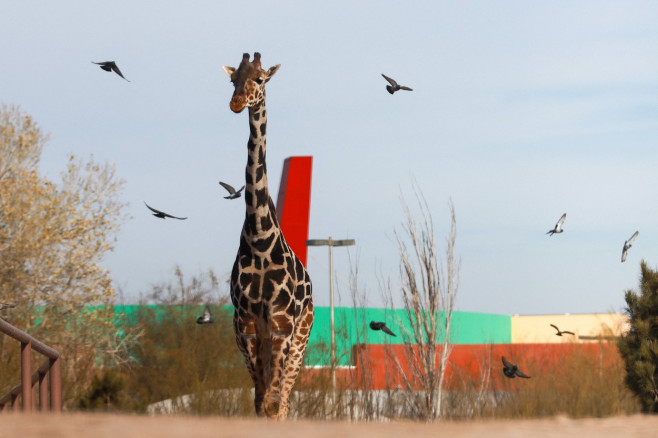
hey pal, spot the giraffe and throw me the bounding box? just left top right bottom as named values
left=222, top=52, right=314, bottom=419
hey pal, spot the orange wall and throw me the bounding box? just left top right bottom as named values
left=349, top=343, right=621, bottom=391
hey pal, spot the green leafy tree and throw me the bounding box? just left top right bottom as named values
left=618, top=260, right=658, bottom=412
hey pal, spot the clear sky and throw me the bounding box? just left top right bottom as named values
left=2, top=1, right=658, bottom=315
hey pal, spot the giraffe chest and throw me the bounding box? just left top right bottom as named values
left=230, top=237, right=311, bottom=319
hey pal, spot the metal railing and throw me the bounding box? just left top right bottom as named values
left=0, top=318, right=62, bottom=412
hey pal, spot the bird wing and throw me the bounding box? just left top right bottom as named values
left=111, top=63, right=130, bottom=81
left=557, top=213, right=567, bottom=227
left=203, top=305, right=213, bottom=319
left=144, top=201, right=163, bottom=215
left=381, top=325, right=397, bottom=336
left=501, top=356, right=514, bottom=368
left=381, top=74, right=398, bottom=87
left=399, top=86, right=413, bottom=91
left=163, top=212, right=187, bottom=220
left=237, top=185, right=245, bottom=194
left=515, top=369, right=531, bottom=378
left=550, top=324, right=560, bottom=333
left=621, top=248, right=628, bottom=263
left=562, top=331, right=575, bottom=335
left=627, top=231, right=639, bottom=244
left=219, top=181, right=236, bottom=194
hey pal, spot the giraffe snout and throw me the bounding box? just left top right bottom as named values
left=230, top=96, right=247, bottom=113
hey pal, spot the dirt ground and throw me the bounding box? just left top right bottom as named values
left=0, top=413, right=657, bottom=438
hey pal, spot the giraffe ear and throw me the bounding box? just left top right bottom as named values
left=222, top=65, right=235, bottom=78
left=263, top=64, right=281, bottom=82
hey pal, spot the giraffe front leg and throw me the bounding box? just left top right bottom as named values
left=234, top=313, right=267, bottom=416
left=277, top=301, right=314, bottom=419
left=262, top=313, right=297, bottom=419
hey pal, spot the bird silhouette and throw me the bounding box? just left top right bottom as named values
left=381, top=74, right=412, bottom=94
left=621, top=231, right=639, bottom=263
left=196, top=305, right=214, bottom=324
left=550, top=324, right=575, bottom=336
left=369, top=321, right=396, bottom=336
left=0, top=303, right=17, bottom=311
left=219, top=181, right=245, bottom=199
left=546, top=213, right=567, bottom=236
left=144, top=202, right=187, bottom=220
left=502, top=356, right=530, bottom=379
left=92, top=61, right=130, bottom=81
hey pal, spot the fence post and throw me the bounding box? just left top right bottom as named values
left=21, top=341, right=32, bottom=412
left=39, top=370, right=48, bottom=412
left=49, top=356, right=62, bottom=412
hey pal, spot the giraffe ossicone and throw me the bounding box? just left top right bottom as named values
left=224, top=52, right=314, bottom=420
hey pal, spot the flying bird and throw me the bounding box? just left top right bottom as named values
left=546, top=213, right=567, bottom=236
left=369, top=321, right=396, bottom=336
left=502, top=356, right=530, bottom=379
left=196, top=305, right=214, bottom=324
left=219, top=181, right=245, bottom=199
left=0, top=303, right=17, bottom=311
left=381, top=74, right=413, bottom=94
left=144, top=202, right=187, bottom=220
left=550, top=324, right=575, bottom=336
left=92, top=61, right=130, bottom=81
left=621, top=231, right=639, bottom=263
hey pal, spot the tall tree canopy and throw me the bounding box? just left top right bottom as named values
left=0, top=104, right=128, bottom=403
left=618, top=260, right=658, bottom=412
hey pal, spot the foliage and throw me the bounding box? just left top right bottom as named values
left=121, top=268, right=252, bottom=414
left=618, top=260, right=658, bottom=412
left=78, top=369, right=129, bottom=411
left=0, top=104, right=128, bottom=405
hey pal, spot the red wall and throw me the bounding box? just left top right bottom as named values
left=276, top=156, right=313, bottom=266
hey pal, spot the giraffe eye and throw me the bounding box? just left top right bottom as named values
left=254, top=77, right=264, bottom=85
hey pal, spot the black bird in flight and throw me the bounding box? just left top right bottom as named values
left=196, top=305, right=214, bottom=324
left=144, top=202, right=187, bottom=220
left=546, top=213, right=566, bottom=236
left=381, top=74, right=412, bottom=94
left=502, top=356, right=531, bottom=379
left=621, top=231, right=639, bottom=263
left=550, top=324, right=575, bottom=336
left=219, top=181, right=245, bottom=199
left=369, top=321, right=396, bottom=336
left=92, top=61, right=130, bottom=81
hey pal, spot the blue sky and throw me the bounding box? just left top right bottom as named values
left=2, top=2, right=658, bottom=315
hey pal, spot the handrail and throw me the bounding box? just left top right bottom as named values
left=0, top=317, right=62, bottom=412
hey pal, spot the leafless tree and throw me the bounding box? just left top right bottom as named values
left=384, top=186, right=460, bottom=420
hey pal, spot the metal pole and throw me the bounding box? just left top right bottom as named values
left=328, top=237, right=336, bottom=407
left=21, top=341, right=31, bottom=412
left=306, top=237, right=355, bottom=416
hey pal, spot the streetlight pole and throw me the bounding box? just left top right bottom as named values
left=306, top=237, right=355, bottom=409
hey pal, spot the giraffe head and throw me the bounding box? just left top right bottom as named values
left=223, top=52, right=280, bottom=113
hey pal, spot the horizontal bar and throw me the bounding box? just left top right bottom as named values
left=0, top=318, right=60, bottom=359
left=307, top=239, right=356, bottom=247
left=0, top=359, right=51, bottom=406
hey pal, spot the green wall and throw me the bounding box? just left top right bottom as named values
left=305, top=307, right=511, bottom=366
left=111, top=305, right=511, bottom=366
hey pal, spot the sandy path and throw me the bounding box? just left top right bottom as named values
left=0, top=413, right=656, bottom=438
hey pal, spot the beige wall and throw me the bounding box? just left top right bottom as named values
left=511, top=313, right=629, bottom=343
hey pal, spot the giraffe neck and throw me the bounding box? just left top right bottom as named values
left=243, top=100, right=279, bottom=240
